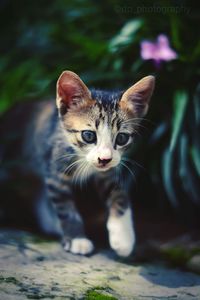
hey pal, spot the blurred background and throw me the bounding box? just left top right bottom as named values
left=0, top=0, right=200, bottom=251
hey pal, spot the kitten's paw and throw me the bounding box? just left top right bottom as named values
left=64, top=238, right=94, bottom=255
left=109, top=230, right=135, bottom=257
left=107, top=208, right=135, bottom=257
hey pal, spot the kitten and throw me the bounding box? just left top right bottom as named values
left=0, top=71, right=155, bottom=257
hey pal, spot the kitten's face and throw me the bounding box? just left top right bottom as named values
left=60, top=93, right=134, bottom=172
left=56, top=71, right=155, bottom=174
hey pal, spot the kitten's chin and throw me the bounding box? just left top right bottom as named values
left=93, top=164, right=115, bottom=172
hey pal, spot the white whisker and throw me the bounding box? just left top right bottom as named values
left=120, top=161, right=136, bottom=184
left=122, top=157, right=146, bottom=172
left=63, top=158, right=83, bottom=175
left=115, top=164, right=123, bottom=188
left=121, top=120, right=148, bottom=130
left=55, top=153, right=84, bottom=162
left=73, top=160, right=87, bottom=187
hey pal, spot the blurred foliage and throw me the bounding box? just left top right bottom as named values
left=0, top=0, right=200, bottom=218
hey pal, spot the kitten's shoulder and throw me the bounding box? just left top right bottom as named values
left=0, top=99, right=56, bottom=132
left=33, top=100, right=57, bottom=135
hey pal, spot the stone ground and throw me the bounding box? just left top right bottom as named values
left=0, top=230, right=200, bottom=300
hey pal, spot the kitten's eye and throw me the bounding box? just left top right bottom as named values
left=116, top=133, right=130, bottom=146
left=81, top=130, right=97, bottom=144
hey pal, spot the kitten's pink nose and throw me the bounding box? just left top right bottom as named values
left=98, top=148, right=112, bottom=166
left=98, top=157, right=112, bottom=166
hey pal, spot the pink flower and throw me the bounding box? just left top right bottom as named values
left=140, top=34, right=177, bottom=66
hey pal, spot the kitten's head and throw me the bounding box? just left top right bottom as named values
left=56, top=71, right=155, bottom=174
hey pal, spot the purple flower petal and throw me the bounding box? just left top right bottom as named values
left=157, top=34, right=177, bottom=61
left=140, top=34, right=177, bottom=63
left=141, top=41, right=157, bottom=60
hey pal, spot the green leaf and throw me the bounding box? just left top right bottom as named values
left=193, top=84, right=200, bottom=126
left=190, top=84, right=200, bottom=177
left=191, top=146, right=200, bottom=177
left=162, top=148, right=178, bottom=207
left=179, top=134, right=200, bottom=204
left=170, top=15, right=182, bottom=50
left=109, top=19, right=143, bottom=53
left=150, top=122, right=168, bottom=144
left=0, top=95, right=10, bottom=114
left=170, top=90, right=188, bottom=151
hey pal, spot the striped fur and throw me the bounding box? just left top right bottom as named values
left=0, top=71, right=155, bottom=256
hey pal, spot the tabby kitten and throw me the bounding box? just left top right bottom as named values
left=1, top=71, right=155, bottom=257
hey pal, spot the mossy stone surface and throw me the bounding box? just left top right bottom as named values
left=1, top=229, right=200, bottom=300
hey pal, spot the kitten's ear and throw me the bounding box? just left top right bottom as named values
left=120, top=76, right=155, bottom=117
left=56, top=70, right=91, bottom=115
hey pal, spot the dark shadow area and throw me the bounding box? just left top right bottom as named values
left=139, top=266, right=200, bottom=288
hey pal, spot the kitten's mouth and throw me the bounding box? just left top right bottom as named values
left=94, top=164, right=115, bottom=172
left=97, top=165, right=110, bottom=171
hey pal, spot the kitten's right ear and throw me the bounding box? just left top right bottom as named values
left=120, top=75, right=155, bottom=117
left=56, top=71, right=91, bottom=115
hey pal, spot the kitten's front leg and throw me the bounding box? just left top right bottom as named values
left=106, top=190, right=135, bottom=257
left=46, top=176, right=94, bottom=255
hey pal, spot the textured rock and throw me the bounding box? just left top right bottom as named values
left=0, top=230, right=200, bottom=300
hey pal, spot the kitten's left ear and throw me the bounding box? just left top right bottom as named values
left=56, top=70, right=92, bottom=115
left=120, top=75, right=155, bottom=117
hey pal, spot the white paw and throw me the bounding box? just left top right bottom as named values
left=64, top=238, right=94, bottom=255
left=107, top=208, right=135, bottom=257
